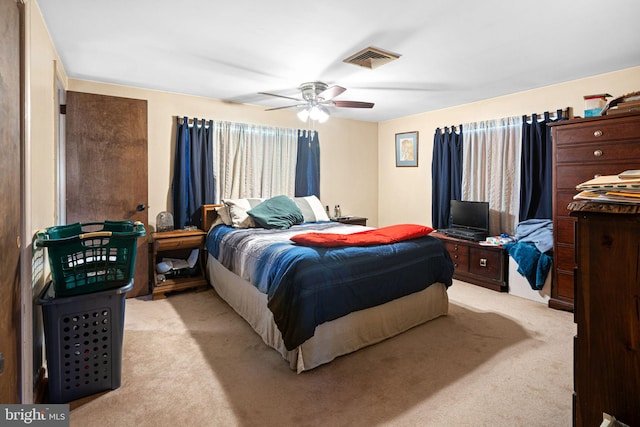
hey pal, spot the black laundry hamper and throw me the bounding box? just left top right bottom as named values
left=38, top=280, right=132, bottom=403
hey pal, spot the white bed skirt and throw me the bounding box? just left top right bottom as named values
left=207, top=254, right=449, bottom=373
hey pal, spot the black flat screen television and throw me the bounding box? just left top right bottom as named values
left=450, top=200, right=489, bottom=232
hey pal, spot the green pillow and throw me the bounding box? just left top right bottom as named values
left=248, top=196, right=304, bottom=229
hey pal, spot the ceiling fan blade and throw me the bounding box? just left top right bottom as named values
left=265, top=103, right=306, bottom=111
left=333, top=100, right=375, bottom=109
left=317, top=85, right=346, bottom=101
left=259, top=92, right=303, bottom=102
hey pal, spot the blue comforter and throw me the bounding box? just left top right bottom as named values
left=207, top=222, right=454, bottom=350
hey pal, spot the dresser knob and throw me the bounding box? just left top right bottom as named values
left=593, top=130, right=603, bottom=137
left=593, top=149, right=603, bottom=157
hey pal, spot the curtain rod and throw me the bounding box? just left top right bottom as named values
left=436, top=125, right=462, bottom=133
left=176, top=116, right=315, bottom=135
left=523, top=107, right=571, bottom=121
left=437, top=107, right=572, bottom=132
left=177, top=116, right=214, bottom=125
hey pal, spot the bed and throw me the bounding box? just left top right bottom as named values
left=201, top=196, right=454, bottom=372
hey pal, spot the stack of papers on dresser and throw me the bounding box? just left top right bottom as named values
left=574, top=171, right=640, bottom=204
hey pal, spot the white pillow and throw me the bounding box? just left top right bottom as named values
left=223, top=198, right=264, bottom=228
left=294, top=195, right=330, bottom=222
left=215, top=205, right=232, bottom=226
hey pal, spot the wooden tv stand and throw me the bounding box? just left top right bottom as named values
left=431, top=232, right=508, bottom=292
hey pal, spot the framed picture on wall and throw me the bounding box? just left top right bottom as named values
left=395, top=131, right=418, bottom=167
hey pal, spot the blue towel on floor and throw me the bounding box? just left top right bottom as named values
left=504, top=241, right=552, bottom=290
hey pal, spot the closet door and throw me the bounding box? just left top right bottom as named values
left=65, top=91, right=149, bottom=297
left=0, top=0, right=22, bottom=404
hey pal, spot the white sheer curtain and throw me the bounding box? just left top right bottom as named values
left=213, top=121, right=298, bottom=201
left=461, top=116, right=522, bottom=235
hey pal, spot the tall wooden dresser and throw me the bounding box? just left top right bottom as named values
left=571, top=205, right=640, bottom=427
left=549, top=112, right=640, bottom=311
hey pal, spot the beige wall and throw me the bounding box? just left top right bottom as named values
left=27, top=0, right=66, bottom=234
left=378, top=66, right=640, bottom=227
left=66, top=80, right=379, bottom=228
left=24, top=0, right=69, bottom=402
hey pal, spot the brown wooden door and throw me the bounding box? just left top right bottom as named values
left=65, top=91, right=149, bottom=297
left=0, top=0, right=22, bottom=404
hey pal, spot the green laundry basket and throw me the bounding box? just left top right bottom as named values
left=36, top=220, right=145, bottom=296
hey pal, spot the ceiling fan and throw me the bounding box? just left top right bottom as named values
left=259, top=81, right=374, bottom=122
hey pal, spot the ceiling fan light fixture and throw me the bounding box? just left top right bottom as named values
left=298, top=105, right=330, bottom=123
left=297, top=108, right=310, bottom=122
left=317, top=106, right=330, bottom=123
left=263, top=81, right=369, bottom=120
left=309, top=105, right=330, bottom=122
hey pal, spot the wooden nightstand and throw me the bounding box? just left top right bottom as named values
left=150, top=229, right=209, bottom=299
left=333, top=216, right=368, bottom=226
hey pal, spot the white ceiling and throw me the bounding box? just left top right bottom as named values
left=37, top=0, right=640, bottom=123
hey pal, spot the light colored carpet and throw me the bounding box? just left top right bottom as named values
left=68, top=280, right=575, bottom=426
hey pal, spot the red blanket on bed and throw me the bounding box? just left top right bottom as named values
left=290, top=224, right=434, bottom=247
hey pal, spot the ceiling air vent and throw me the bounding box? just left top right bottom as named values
left=343, top=47, right=400, bottom=69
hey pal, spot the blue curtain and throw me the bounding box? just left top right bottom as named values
left=519, top=110, right=565, bottom=221
left=295, top=130, right=320, bottom=197
left=172, top=117, right=216, bottom=229
left=431, top=126, right=463, bottom=229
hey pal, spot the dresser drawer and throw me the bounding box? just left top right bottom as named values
left=445, top=242, right=469, bottom=256
left=554, top=270, right=574, bottom=300
left=555, top=163, right=639, bottom=190
left=469, top=248, right=502, bottom=280
left=154, top=235, right=204, bottom=251
left=556, top=140, right=640, bottom=164
left=555, top=191, right=577, bottom=218
left=554, top=120, right=640, bottom=145
left=445, top=242, right=469, bottom=271
left=555, top=217, right=575, bottom=246
left=556, top=244, right=576, bottom=272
